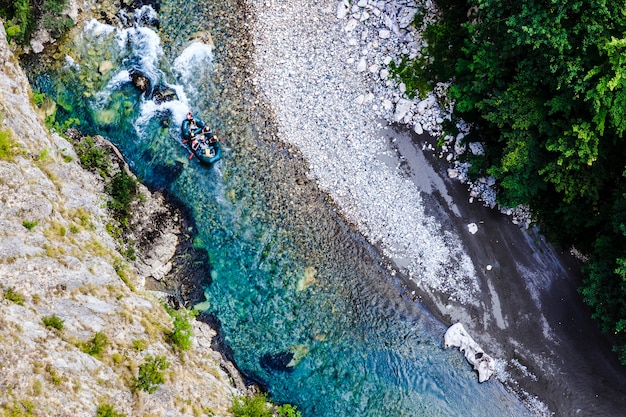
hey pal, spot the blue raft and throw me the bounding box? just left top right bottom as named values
left=181, top=115, right=222, bottom=165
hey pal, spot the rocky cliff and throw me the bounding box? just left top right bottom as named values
left=0, top=24, right=239, bottom=416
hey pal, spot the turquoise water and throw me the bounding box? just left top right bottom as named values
left=31, top=1, right=534, bottom=415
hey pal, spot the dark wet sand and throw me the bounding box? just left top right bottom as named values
left=385, top=124, right=626, bottom=416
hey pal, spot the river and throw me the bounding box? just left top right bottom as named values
left=27, top=1, right=536, bottom=415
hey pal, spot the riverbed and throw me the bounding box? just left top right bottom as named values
left=28, top=0, right=626, bottom=415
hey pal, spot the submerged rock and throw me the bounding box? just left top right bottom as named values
left=260, top=351, right=295, bottom=372
left=152, top=84, right=178, bottom=104
left=444, top=323, right=495, bottom=383
left=130, top=69, right=151, bottom=94
left=296, top=266, right=317, bottom=291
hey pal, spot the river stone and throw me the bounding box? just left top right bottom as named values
left=357, top=57, right=367, bottom=72
left=152, top=84, right=178, bottom=104
left=397, top=7, right=419, bottom=28
left=469, top=142, right=485, bottom=156
left=444, top=323, right=495, bottom=382
left=260, top=351, right=295, bottom=372
left=345, top=18, right=358, bottom=32
left=98, top=60, right=113, bottom=74
left=130, top=70, right=151, bottom=94
left=337, top=0, right=350, bottom=19
left=393, top=98, right=413, bottom=122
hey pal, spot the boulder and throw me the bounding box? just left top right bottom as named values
left=98, top=60, right=113, bottom=74
left=393, top=98, right=413, bottom=122
left=337, top=0, right=350, bottom=19
left=397, top=7, right=419, bottom=28
left=469, top=142, right=485, bottom=156
left=130, top=69, right=151, bottom=94
left=151, top=84, right=178, bottom=104
left=444, top=323, right=495, bottom=382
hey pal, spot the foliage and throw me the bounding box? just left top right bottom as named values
left=96, top=403, right=126, bottom=417
left=132, top=339, right=148, bottom=352
left=74, top=136, right=111, bottom=177
left=79, top=331, right=109, bottom=357
left=113, top=259, right=135, bottom=291
left=0, top=0, right=73, bottom=47
left=105, top=170, right=138, bottom=228
left=277, top=404, right=302, bottom=417
left=165, top=306, right=197, bottom=352
left=0, top=0, right=33, bottom=45
left=419, top=0, right=626, bottom=362
left=230, top=393, right=302, bottom=417
left=132, top=355, right=170, bottom=394
left=230, top=393, right=273, bottom=417
left=0, top=399, right=36, bottom=417
left=0, top=127, right=19, bottom=161
left=3, top=287, right=25, bottom=305
left=21, top=220, right=38, bottom=230
left=31, top=90, right=45, bottom=106
left=42, top=314, right=64, bottom=331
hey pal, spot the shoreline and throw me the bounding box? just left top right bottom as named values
left=247, top=1, right=626, bottom=416
left=387, top=124, right=626, bottom=415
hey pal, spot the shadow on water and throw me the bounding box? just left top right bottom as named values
left=27, top=1, right=535, bottom=416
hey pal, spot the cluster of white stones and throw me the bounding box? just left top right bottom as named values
left=251, top=0, right=481, bottom=303
left=334, top=0, right=534, bottom=228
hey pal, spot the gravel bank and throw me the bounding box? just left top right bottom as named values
left=248, top=1, right=626, bottom=416
left=250, top=0, right=479, bottom=304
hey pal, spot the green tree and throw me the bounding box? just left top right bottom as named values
left=132, top=355, right=170, bottom=394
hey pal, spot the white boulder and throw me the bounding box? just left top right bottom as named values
left=337, top=0, right=350, bottom=19
left=393, top=98, right=413, bottom=122
left=444, top=323, right=495, bottom=383
left=469, top=142, right=485, bottom=156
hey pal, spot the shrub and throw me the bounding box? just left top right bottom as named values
left=42, top=13, right=73, bottom=38
left=132, top=355, right=170, bottom=394
left=277, top=404, right=302, bottom=417
left=96, top=403, right=126, bottom=417
left=1, top=0, right=73, bottom=47
left=3, top=287, right=25, bottom=305
left=0, top=127, right=19, bottom=161
left=166, top=307, right=197, bottom=352
left=74, top=136, right=111, bottom=176
left=2, top=0, right=33, bottom=45
left=0, top=399, right=36, bottom=416
left=105, top=170, right=137, bottom=227
left=230, top=393, right=273, bottom=417
left=79, top=331, right=109, bottom=357
left=22, top=220, right=38, bottom=230
left=31, top=90, right=45, bottom=106
left=42, top=314, right=64, bottom=331
left=132, top=338, right=148, bottom=352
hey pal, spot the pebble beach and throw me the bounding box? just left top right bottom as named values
left=247, top=1, right=626, bottom=416
left=250, top=0, right=482, bottom=304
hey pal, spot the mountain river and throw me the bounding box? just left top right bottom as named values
left=28, top=1, right=535, bottom=415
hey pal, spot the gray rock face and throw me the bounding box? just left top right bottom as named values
left=0, top=23, right=238, bottom=416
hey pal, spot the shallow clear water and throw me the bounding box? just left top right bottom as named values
left=31, top=1, right=533, bottom=415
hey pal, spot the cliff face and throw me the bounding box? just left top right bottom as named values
left=0, top=25, right=237, bottom=417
